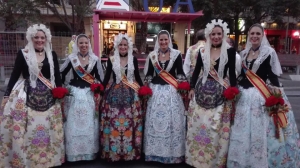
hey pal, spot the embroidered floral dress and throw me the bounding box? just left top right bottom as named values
left=186, top=47, right=236, bottom=168
left=0, top=50, right=65, bottom=168
left=100, top=56, right=144, bottom=161
left=60, top=54, right=103, bottom=162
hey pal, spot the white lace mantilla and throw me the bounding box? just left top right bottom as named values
left=240, top=45, right=282, bottom=76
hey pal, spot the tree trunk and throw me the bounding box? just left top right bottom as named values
left=140, top=22, right=147, bottom=53
left=234, top=15, right=240, bottom=51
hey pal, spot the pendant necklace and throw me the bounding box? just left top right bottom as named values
left=251, top=46, right=260, bottom=56
left=159, top=48, right=170, bottom=58
left=35, top=49, right=44, bottom=56
left=79, top=52, right=89, bottom=60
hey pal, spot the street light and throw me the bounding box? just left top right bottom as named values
left=292, top=31, right=299, bottom=54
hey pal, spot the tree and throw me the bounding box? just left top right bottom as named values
left=0, top=0, right=41, bottom=31
left=34, top=0, right=96, bottom=33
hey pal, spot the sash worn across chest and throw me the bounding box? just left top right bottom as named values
left=110, top=57, right=140, bottom=92
left=200, top=49, right=230, bottom=89
left=70, top=55, right=96, bottom=84
left=149, top=54, right=178, bottom=89
left=22, top=50, right=54, bottom=89
left=242, top=63, right=287, bottom=128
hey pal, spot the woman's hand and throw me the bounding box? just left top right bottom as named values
left=188, top=89, right=195, bottom=100
left=1, top=97, right=8, bottom=108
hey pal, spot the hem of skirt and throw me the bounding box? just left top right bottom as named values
left=145, top=155, right=184, bottom=164
left=66, top=153, right=96, bottom=162
left=101, top=155, right=141, bottom=162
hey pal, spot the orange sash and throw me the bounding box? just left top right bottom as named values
left=74, top=65, right=96, bottom=84
left=150, top=55, right=178, bottom=89
left=37, top=72, right=54, bottom=89
left=208, top=68, right=230, bottom=89
left=122, top=76, right=140, bottom=93
left=242, top=63, right=287, bottom=128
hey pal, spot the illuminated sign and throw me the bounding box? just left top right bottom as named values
left=143, top=0, right=194, bottom=13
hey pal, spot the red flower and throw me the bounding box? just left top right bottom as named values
left=265, top=95, right=279, bottom=107
left=223, top=87, right=240, bottom=100
left=178, top=82, right=190, bottom=91
left=278, top=98, right=285, bottom=106
left=52, top=87, right=69, bottom=99
left=138, top=86, right=152, bottom=97
left=90, top=83, right=104, bottom=94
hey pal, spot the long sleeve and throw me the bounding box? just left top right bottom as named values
left=60, top=59, right=72, bottom=85
left=133, top=57, right=143, bottom=86
left=4, top=50, right=24, bottom=96
left=102, top=58, right=113, bottom=88
left=190, top=51, right=203, bottom=89
left=145, top=57, right=154, bottom=78
left=92, top=61, right=103, bottom=83
left=228, top=48, right=237, bottom=87
left=183, top=48, right=191, bottom=76
left=52, top=51, right=62, bottom=87
left=175, top=54, right=185, bottom=76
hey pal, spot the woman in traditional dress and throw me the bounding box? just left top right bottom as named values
left=0, top=24, right=65, bottom=167
left=186, top=19, right=237, bottom=167
left=143, top=30, right=186, bottom=164
left=227, top=23, right=300, bottom=168
left=100, top=33, right=144, bottom=161
left=60, top=34, right=104, bottom=162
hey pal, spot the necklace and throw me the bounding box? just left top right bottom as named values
left=160, top=60, right=167, bottom=69
left=210, top=59, right=217, bottom=70
left=211, top=43, right=222, bottom=51
left=251, top=46, right=260, bottom=56
left=79, top=52, right=89, bottom=60
left=159, top=48, right=170, bottom=58
left=35, top=49, right=44, bottom=56
left=120, top=53, right=128, bottom=57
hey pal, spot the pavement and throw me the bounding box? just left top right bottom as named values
left=0, top=72, right=299, bottom=168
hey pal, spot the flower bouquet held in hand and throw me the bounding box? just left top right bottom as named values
left=138, top=85, right=153, bottom=114
left=52, top=87, right=70, bottom=99
left=223, top=87, right=241, bottom=125
left=265, top=89, right=289, bottom=140
left=90, top=83, right=104, bottom=111
left=52, top=86, right=71, bottom=122
left=178, top=81, right=191, bottom=113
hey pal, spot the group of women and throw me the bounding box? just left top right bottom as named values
left=0, top=19, right=299, bottom=168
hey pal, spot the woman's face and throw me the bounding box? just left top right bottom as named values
left=249, top=26, right=263, bottom=46
left=209, top=27, right=223, bottom=46
left=77, top=36, right=89, bottom=53
left=118, top=39, right=128, bottom=55
left=32, top=31, right=46, bottom=51
left=158, top=33, right=169, bottom=50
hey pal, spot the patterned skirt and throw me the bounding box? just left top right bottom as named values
left=63, top=86, right=99, bottom=162
left=100, top=82, right=143, bottom=161
left=144, top=84, right=186, bottom=164
left=0, top=79, right=65, bottom=168
left=185, top=78, right=230, bottom=168
left=227, top=87, right=300, bottom=168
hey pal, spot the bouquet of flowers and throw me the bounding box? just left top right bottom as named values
left=90, top=83, right=104, bottom=94
left=178, top=81, right=191, bottom=112
left=52, top=87, right=70, bottom=99
left=265, top=91, right=289, bottom=140
left=90, top=83, right=104, bottom=111
left=52, top=87, right=71, bottom=122
left=138, top=86, right=153, bottom=113
left=223, top=87, right=240, bottom=125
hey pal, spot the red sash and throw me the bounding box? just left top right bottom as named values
left=150, top=55, right=178, bottom=89
left=242, top=63, right=288, bottom=128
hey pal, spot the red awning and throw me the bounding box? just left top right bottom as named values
left=93, top=10, right=203, bottom=22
